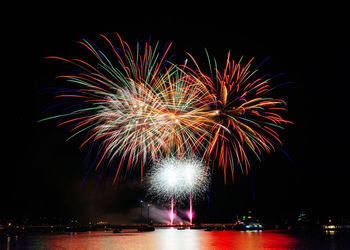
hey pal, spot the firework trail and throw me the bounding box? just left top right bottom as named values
left=185, top=51, right=292, bottom=183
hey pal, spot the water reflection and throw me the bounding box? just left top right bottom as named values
left=157, top=228, right=199, bottom=250
left=2, top=229, right=349, bottom=249
left=197, top=230, right=299, bottom=249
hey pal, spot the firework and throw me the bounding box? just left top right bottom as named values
left=146, top=156, right=210, bottom=201
left=90, top=69, right=212, bottom=182
left=41, top=33, right=212, bottom=183
left=185, top=51, right=292, bottom=183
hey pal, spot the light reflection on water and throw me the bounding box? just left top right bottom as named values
left=2, top=229, right=349, bottom=249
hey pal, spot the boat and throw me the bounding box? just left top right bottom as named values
left=244, top=222, right=263, bottom=230
left=234, top=212, right=263, bottom=231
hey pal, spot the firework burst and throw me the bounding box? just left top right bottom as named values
left=146, top=156, right=210, bottom=201
left=186, top=51, right=293, bottom=182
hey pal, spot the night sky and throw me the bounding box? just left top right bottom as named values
left=3, top=16, right=350, bottom=223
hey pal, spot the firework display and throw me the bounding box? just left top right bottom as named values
left=42, top=33, right=291, bottom=188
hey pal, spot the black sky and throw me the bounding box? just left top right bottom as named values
left=3, top=15, right=350, bottom=222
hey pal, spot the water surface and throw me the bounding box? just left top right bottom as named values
left=2, top=229, right=349, bottom=249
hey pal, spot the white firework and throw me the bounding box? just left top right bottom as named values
left=147, top=156, right=210, bottom=201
